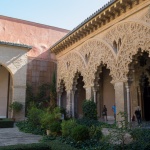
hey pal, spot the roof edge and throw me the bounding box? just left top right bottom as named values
left=0, top=15, right=70, bottom=33
left=49, top=0, right=115, bottom=50
left=0, top=41, right=32, bottom=50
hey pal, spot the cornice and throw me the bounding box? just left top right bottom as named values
left=50, top=0, right=147, bottom=55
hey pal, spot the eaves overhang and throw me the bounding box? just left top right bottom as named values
left=50, top=0, right=143, bottom=55
left=0, top=41, right=32, bottom=50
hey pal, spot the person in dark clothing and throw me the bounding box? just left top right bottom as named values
left=102, top=105, right=108, bottom=121
left=135, top=106, right=142, bottom=125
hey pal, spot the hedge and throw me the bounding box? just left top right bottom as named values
left=0, top=143, right=51, bottom=150
left=48, top=140, right=78, bottom=150
left=0, top=118, right=14, bottom=128
left=0, top=141, right=78, bottom=150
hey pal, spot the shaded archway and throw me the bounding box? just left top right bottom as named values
left=58, top=80, right=67, bottom=110
left=73, top=72, right=86, bottom=118
left=128, top=50, right=150, bottom=121
left=0, top=64, right=13, bottom=118
left=94, top=65, right=115, bottom=120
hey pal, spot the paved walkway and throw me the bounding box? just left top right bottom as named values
left=0, top=127, right=42, bottom=146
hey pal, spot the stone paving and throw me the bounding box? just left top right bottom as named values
left=0, top=120, right=150, bottom=147
left=0, top=127, right=42, bottom=146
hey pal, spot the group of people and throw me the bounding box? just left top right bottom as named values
left=102, top=104, right=116, bottom=121
left=102, top=105, right=142, bottom=125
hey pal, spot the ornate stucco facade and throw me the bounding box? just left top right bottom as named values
left=50, top=0, right=150, bottom=121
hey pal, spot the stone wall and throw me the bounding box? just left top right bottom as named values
left=0, top=15, right=69, bottom=94
left=0, top=44, right=29, bottom=120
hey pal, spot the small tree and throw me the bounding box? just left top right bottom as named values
left=82, top=99, right=97, bottom=120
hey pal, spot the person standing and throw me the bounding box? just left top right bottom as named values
left=112, top=104, right=116, bottom=121
left=135, top=106, right=142, bottom=126
left=102, top=105, right=108, bottom=121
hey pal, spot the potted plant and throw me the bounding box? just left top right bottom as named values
left=9, top=101, right=23, bottom=121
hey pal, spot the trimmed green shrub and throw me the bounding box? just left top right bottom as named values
left=0, top=118, right=14, bottom=128
left=82, top=100, right=97, bottom=120
left=27, top=106, right=44, bottom=127
left=0, top=143, right=51, bottom=150
left=89, top=125, right=102, bottom=140
left=49, top=121, right=61, bottom=134
left=61, top=119, right=77, bottom=137
left=16, top=121, right=45, bottom=135
left=40, top=112, right=55, bottom=130
left=71, top=125, right=89, bottom=142
left=48, top=139, right=78, bottom=150
left=40, top=107, right=61, bottom=132
left=77, top=118, right=100, bottom=127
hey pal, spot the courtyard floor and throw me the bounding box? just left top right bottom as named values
left=0, top=126, right=42, bottom=146
left=0, top=120, right=150, bottom=147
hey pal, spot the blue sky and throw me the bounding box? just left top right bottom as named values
left=0, top=0, right=110, bottom=30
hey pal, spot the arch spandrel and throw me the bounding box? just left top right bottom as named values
left=140, top=6, right=150, bottom=24
left=57, top=52, right=86, bottom=91
left=104, top=21, right=150, bottom=83
left=57, top=60, right=68, bottom=90
left=77, top=38, right=116, bottom=87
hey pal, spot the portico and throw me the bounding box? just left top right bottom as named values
left=50, top=0, right=150, bottom=121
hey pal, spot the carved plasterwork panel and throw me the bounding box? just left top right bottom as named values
left=140, top=6, right=150, bottom=24
left=104, top=21, right=150, bottom=82
left=57, top=60, right=67, bottom=91
left=57, top=52, right=86, bottom=91
left=58, top=21, right=150, bottom=89
left=77, top=38, right=116, bottom=87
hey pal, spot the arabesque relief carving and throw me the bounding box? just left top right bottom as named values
left=140, top=5, right=150, bottom=24
left=104, top=21, right=150, bottom=82
left=57, top=52, right=86, bottom=91
left=77, top=39, right=116, bottom=87
left=58, top=21, right=150, bottom=91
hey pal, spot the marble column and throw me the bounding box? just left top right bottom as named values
left=93, top=87, right=97, bottom=103
left=126, top=84, right=131, bottom=123
left=66, top=90, right=72, bottom=116
left=86, top=87, right=92, bottom=100
left=71, top=90, right=76, bottom=117
left=114, top=82, right=125, bottom=121
left=137, top=86, right=142, bottom=117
